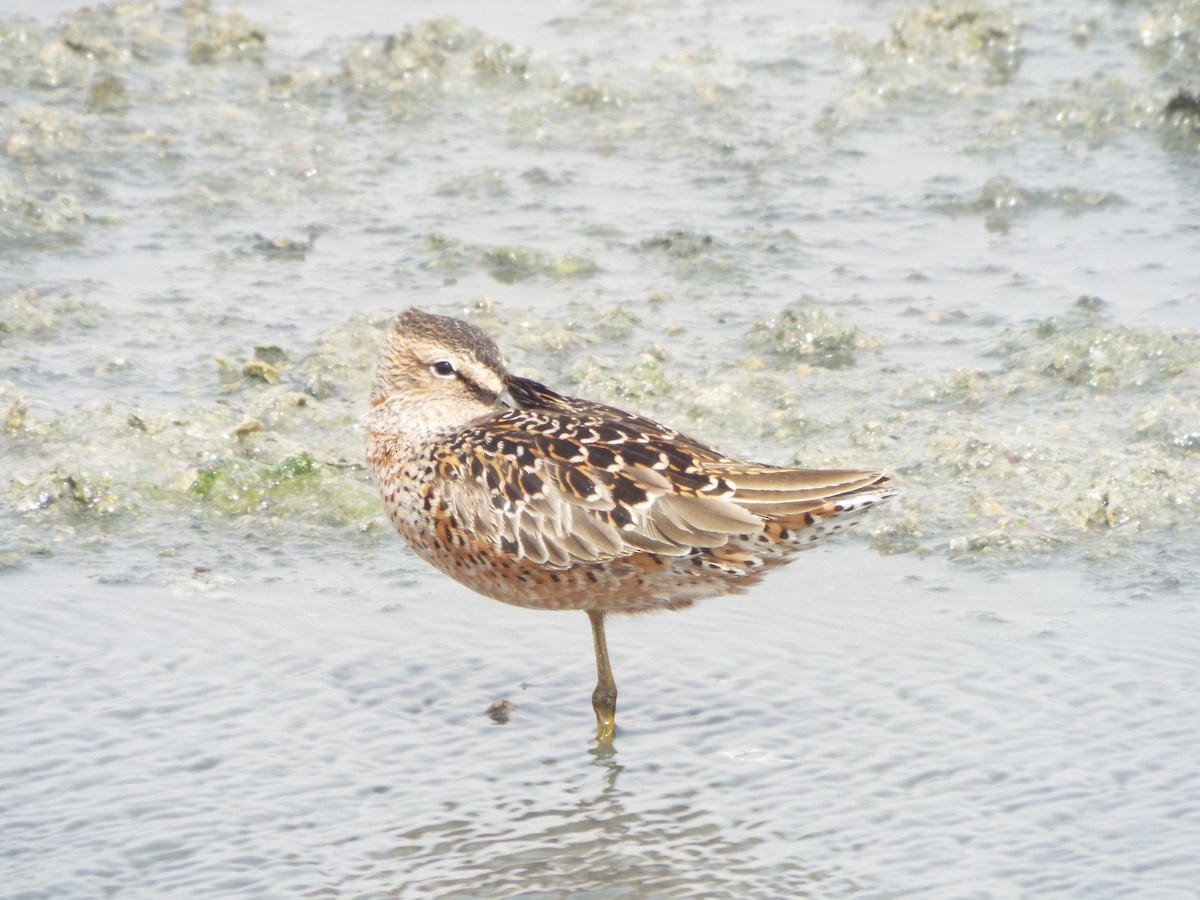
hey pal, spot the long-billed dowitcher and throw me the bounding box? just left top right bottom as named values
left=365, top=308, right=898, bottom=743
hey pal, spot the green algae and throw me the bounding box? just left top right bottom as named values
left=0, top=178, right=86, bottom=248
left=190, top=466, right=220, bottom=498
left=337, top=16, right=534, bottom=119
left=0, top=0, right=1195, bottom=596
left=931, top=176, right=1124, bottom=233
left=821, top=0, right=1022, bottom=131
left=746, top=301, right=883, bottom=369
left=635, top=231, right=714, bottom=259
left=5, top=392, right=378, bottom=540
left=486, top=246, right=596, bottom=284
left=186, top=451, right=372, bottom=523
left=2, top=311, right=388, bottom=557
left=421, top=233, right=598, bottom=284
left=566, top=349, right=818, bottom=451
left=570, top=355, right=686, bottom=410
left=183, top=0, right=265, bottom=66
left=58, top=0, right=175, bottom=66
left=484, top=246, right=596, bottom=284
left=249, top=232, right=317, bottom=261
left=632, top=230, right=744, bottom=280
left=1137, top=0, right=1200, bottom=82
left=591, top=305, right=642, bottom=342
left=3, top=284, right=1198, bottom=581
left=434, top=169, right=508, bottom=199
left=292, top=314, right=391, bottom=401
left=1017, top=319, right=1198, bottom=391
left=871, top=315, right=1200, bottom=564
left=271, top=453, right=319, bottom=479
left=4, top=396, right=30, bottom=432
left=0, top=288, right=99, bottom=342
left=958, top=0, right=1200, bottom=151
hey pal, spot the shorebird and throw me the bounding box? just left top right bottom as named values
left=365, top=308, right=898, bottom=743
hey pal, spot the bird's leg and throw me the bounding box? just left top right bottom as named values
left=587, top=610, right=617, bottom=743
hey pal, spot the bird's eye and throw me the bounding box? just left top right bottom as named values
left=431, top=360, right=456, bottom=378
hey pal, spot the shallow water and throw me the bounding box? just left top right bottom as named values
left=6, top=549, right=1198, bottom=898
left=3, top=0, right=1199, bottom=896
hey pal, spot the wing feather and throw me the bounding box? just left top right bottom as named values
left=436, top=402, right=893, bottom=568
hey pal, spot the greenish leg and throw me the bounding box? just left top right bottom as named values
left=587, top=610, right=617, bottom=744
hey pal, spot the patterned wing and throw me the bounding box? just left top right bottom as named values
left=506, top=374, right=734, bottom=464
left=712, top=464, right=894, bottom=522
left=435, top=410, right=764, bottom=568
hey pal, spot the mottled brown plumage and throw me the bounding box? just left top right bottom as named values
left=365, top=308, right=898, bottom=741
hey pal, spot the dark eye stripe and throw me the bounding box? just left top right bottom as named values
left=457, top=370, right=501, bottom=406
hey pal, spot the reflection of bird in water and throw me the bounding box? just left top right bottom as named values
left=365, top=309, right=898, bottom=743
